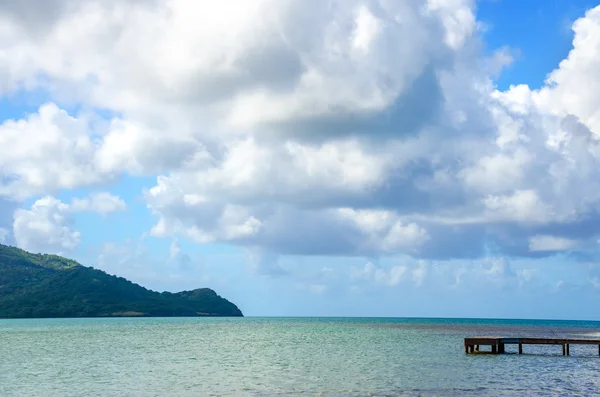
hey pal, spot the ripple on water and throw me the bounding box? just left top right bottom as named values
left=2, top=317, right=600, bottom=396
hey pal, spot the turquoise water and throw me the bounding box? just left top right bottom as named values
left=2, top=317, right=600, bottom=396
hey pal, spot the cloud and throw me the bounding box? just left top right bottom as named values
left=12, top=192, right=126, bottom=254
left=0, top=197, right=18, bottom=234
left=483, top=190, right=555, bottom=224
left=95, top=236, right=211, bottom=291
left=1, top=1, right=600, bottom=263
left=529, top=235, right=579, bottom=252
left=0, top=227, right=9, bottom=243
left=460, top=149, right=531, bottom=194
left=537, top=6, right=600, bottom=135
left=246, top=250, right=289, bottom=277
left=0, top=0, right=472, bottom=126
left=412, top=261, right=428, bottom=287
left=0, top=103, right=112, bottom=199
left=136, top=4, right=600, bottom=259
left=428, top=257, right=538, bottom=292
left=70, top=192, right=126, bottom=214
left=13, top=196, right=81, bottom=254
left=350, top=262, right=408, bottom=287
left=337, top=208, right=429, bottom=253
left=0, top=102, right=212, bottom=201
left=169, top=238, right=181, bottom=260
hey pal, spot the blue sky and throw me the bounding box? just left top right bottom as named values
left=478, top=0, right=599, bottom=89
left=2, top=0, right=600, bottom=319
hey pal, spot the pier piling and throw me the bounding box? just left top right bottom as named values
left=464, top=337, right=600, bottom=356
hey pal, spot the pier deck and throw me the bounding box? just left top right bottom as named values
left=464, top=337, right=600, bottom=355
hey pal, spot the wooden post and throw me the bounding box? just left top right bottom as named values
left=464, top=337, right=600, bottom=358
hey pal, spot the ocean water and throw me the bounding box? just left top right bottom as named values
left=2, top=317, right=600, bottom=396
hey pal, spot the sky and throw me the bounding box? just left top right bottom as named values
left=1, top=0, right=600, bottom=319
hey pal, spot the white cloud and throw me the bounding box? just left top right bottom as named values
left=0, top=103, right=212, bottom=201
left=1, top=1, right=600, bottom=262
left=12, top=192, right=126, bottom=253
left=486, top=46, right=515, bottom=77
left=537, top=6, right=600, bottom=135
left=460, top=149, right=531, bottom=194
left=13, top=196, right=80, bottom=254
left=95, top=119, right=211, bottom=175
left=71, top=192, right=126, bottom=214
left=134, top=4, right=600, bottom=258
left=338, top=209, right=429, bottom=254
left=425, top=0, right=476, bottom=50
left=529, top=235, right=578, bottom=252
left=146, top=177, right=263, bottom=245
left=0, top=103, right=111, bottom=200
left=0, top=0, right=471, bottom=131
left=484, top=190, right=555, bottom=224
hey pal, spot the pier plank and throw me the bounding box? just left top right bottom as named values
left=464, top=337, right=600, bottom=355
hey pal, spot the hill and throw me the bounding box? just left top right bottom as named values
left=0, top=244, right=243, bottom=318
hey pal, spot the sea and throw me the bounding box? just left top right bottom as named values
left=2, top=317, right=600, bottom=397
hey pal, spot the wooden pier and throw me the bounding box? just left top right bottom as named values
left=464, top=337, right=600, bottom=356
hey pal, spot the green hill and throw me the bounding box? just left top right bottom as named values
left=0, top=244, right=243, bottom=318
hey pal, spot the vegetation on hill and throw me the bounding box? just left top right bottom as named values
left=0, top=244, right=243, bottom=318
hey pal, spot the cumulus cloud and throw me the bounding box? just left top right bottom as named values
left=13, top=196, right=81, bottom=254
left=0, top=102, right=211, bottom=201
left=1, top=0, right=600, bottom=262
left=337, top=208, right=429, bottom=253
left=483, top=190, right=555, bottom=224
left=12, top=192, right=126, bottom=254
left=537, top=6, right=600, bottom=135
left=0, top=103, right=111, bottom=199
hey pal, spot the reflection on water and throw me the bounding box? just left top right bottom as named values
left=2, top=317, right=600, bottom=396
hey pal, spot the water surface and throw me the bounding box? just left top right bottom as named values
left=2, top=317, right=600, bottom=396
